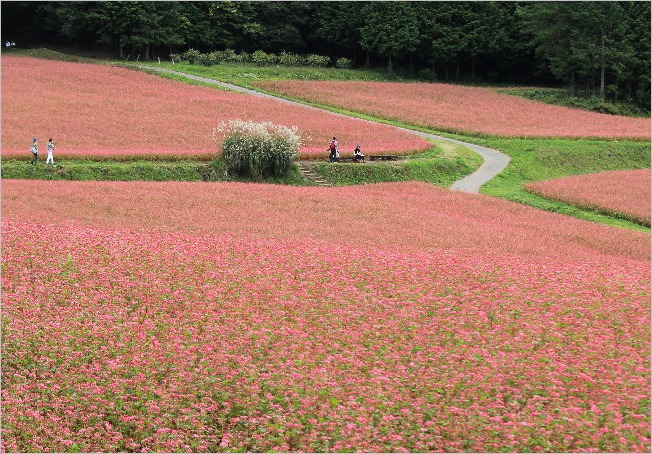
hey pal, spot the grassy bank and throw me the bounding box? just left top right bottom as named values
left=148, top=61, right=404, bottom=88
left=0, top=159, right=309, bottom=186
left=494, top=87, right=650, bottom=117
left=471, top=137, right=651, bottom=230
left=1, top=143, right=480, bottom=189
left=312, top=141, right=482, bottom=187
left=473, top=137, right=651, bottom=196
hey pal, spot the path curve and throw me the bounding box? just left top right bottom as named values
left=141, top=66, right=509, bottom=193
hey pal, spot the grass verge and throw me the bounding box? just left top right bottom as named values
left=133, top=61, right=408, bottom=89
left=470, top=137, right=651, bottom=230
left=312, top=141, right=482, bottom=187
left=494, top=87, right=650, bottom=117
left=0, top=159, right=310, bottom=186
left=473, top=137, right=650, bottom=191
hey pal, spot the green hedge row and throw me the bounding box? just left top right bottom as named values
left=171, top=48, right=352, bottom=69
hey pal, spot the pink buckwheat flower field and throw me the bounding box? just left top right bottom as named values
left=0, top=56, right=430, bottom=159
left=253, top=80, right=651, bottom=140
left=2, top=180, right=650, bottom=452
left=526, top=169, right=651, bottom=227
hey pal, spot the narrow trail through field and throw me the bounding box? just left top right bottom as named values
left=142, top=66, right=509, bottom=192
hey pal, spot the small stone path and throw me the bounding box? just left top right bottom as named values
left=141, top=65, right=510, bottom=193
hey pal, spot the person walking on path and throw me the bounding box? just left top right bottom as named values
left=328, top=137, right=339, bottom=162
left=332, top=137, right=340, bottom=159
left=29, top=137, right=38, bottom=164
left=45, top=138, right=55, bottom=165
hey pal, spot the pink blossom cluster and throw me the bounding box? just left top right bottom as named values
left=0, top=56, right=430, bottom=160
left=526, top=169, right=651, bottom=226
left=2, top=218, right=649, bottom=452
left=254, top=80, right=651, bottom=140
left=2, top=180, right=650, bottom=452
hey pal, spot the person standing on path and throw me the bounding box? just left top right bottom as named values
left=328, top=137, right=338, bottom=162
left=45, top=138, right=55, bottom=165
left=29, top=137, right=38, bottom=164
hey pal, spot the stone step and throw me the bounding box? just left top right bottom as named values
left=297, top=162, right=333, bottom=187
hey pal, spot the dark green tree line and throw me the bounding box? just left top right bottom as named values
left=517, top=1, right=649, bottom=106
left=2, top=1, right=649, bottom=107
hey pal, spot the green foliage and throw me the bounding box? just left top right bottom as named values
left=178, top=49, right=331, bottom=69
left=360, top=2, right=420, bottom=70
left=475, top=137, right=650, bottom=180
left=313, top=158, right=474, bottom=187
left=517, top=1, right=650, bottom=106
left=335, top=58, right=353, bottom=69
left=149, top=60, right=409, bottom=88
left=417, top=68, right=437, bottom=82
left=215, top=120, right=301, bottom=179
left=500, top=88, right=650, bottom=117
left=221, top=49, right=248, bottom=63
left=312, top=2, right=364, bottom=61
left=181, top=48, right=202, bottom=65
left=251, top=50, right=278, bottom=66
left=278, top=52, right=306, bottom=67
left=305, top=54, right=330, bottom=68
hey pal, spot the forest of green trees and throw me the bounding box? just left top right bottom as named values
left=2, top=1, right=650, bottom=108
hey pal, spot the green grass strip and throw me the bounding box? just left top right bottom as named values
left=0, top=159, right=309, bottom=186
left=312, top=142, right=482, bottom=187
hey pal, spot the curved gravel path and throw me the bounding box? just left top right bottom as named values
left=141, top=66, right=509, bottom=193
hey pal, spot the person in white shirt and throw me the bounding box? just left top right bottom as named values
left=45, top=138, right=55, bottom=165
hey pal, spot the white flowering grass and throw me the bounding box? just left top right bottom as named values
left=214, top=120, right=302, bottom=178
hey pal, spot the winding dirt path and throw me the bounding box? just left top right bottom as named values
left=141, top=66, right=509, bottom=192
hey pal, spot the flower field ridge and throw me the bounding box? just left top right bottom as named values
left=0, top=56, right=430, bottom=159
left=526, top=169, right=651, bottom=226
left=2, top=217, right=650, bottom=452
left=253, top=80, right=651, bottom=139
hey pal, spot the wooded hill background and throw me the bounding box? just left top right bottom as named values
left=2, top=1, right=650, bottom=109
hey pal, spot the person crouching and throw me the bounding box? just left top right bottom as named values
left=353, top=144, right=365, bottom=162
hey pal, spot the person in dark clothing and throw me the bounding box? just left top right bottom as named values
left=29, top=137, right=38, bottom=164
left=328, top=137, right=339, bottom=162
left=353, top=144, right=365, bottom=162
